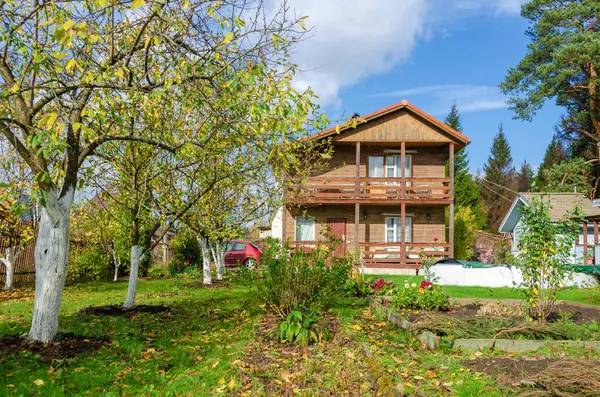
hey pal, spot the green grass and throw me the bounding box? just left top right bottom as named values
left=382, top=275, right=600, bottom=305
left=1, top=278, right=261, bottom=396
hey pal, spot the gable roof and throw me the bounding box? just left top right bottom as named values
left=307, top=99, right=471, bottom=145
left=499, top=192, right=600, bottom=233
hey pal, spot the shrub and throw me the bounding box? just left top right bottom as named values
left=391, top=281, right=448, bottom=311
left=170, top=231, right=202, bottom=269
left=68, top=245, right=111, bottom=282
left=257, top=236, right=354, bottom=316
left=454, top=207, right=477, bottom=260
left=344, top=276, right=395, bottom=297
left=277, top=307, right=331, bottom=346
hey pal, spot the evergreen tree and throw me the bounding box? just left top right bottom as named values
left=444, top=103, right=481, bottom=210
left=536, top=134, right=567, bottom=187
left=481, top=124, right=516, bottom=231
left=516, top=160, right=534, bottom=192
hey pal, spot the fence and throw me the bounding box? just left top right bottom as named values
left=0, top=235, right=36, bottom=288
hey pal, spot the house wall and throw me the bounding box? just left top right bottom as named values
left=317, top=144, right=447, bottom=180
left=284, top=205, right=445, bottom=249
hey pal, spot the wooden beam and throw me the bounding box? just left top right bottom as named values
left=595, top=221, right=598, bottom=245
left=355, top=202, right=360, bottom=253
left=355, top=141, right=361, bottom=199
left=401, top=202, right=406, bottom=267
left=583, top=221, right=588, bottom=265
left=401, top=142, right=406, bottom=198
left=449, top=142, right=455, bottom=258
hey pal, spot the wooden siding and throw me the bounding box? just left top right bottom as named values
left=315, top=145, right=446, bottom=180
left=333, top=110, right=453, bottom=143
left=284, top=205, right=446, bottom=250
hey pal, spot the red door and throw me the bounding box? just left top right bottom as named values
left=327, top=218, right=347, bottom=257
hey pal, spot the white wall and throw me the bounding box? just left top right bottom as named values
left=270, top=206, right=283, bottom=241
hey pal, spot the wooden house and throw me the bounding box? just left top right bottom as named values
left=274, top=99, right=471, bottom=274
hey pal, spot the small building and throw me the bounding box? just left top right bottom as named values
left=499, top=192, right=600, bottom=264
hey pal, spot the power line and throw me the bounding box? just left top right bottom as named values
left=476, top=178, right=514, bottom=203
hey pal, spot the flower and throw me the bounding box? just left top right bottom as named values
left=411, top=283, right=417, bottom=288
left=372, top=278, right=385, bottom=292
left=404, top=283, right=410, bottom=288
left=433, top=237, right=439, bottom=243
left=419, top=280, right=433, bottom=290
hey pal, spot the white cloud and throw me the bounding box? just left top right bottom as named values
left=374, top=84, right=508, bottom=114
left=270, top=0, right=525, bottom=107
left=279, top=0, right=428, bottom=106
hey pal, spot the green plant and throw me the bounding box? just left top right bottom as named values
left=170, top=231, right=203, bottom=269
left=277, top=307, right=330, bottom=346
left=391, top=281, right=449, bottom=311
left=516, top=195, right=582, bottom=322
left=257, top=234, right=354, bottom=316
left=68, top=245, right=111, bottom=283
left=454, top=207, right=477, bottom=260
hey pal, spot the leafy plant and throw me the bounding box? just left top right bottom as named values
left=257, top=234, right=354, bottom=317
left=277, top=308, right=330, bottom=346
left=343, top=277, right=395, bottom=297
left=516, top=195, right=582, bottom=322
left=391, top=281, right=449, bottom=311
left=454, top=207, right=477, bottom=260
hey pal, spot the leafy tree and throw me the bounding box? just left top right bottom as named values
left=516, top=195, right=582, bottom=321
left=0, top=0, right=324, bottom=342
left=542, top=157, right=593, bottom=196
left=454, top=207, right=477, bottom=260
left=537, top=135, right=567, bottom=188
left=480, top=125, right=517, bottom=231
left=500, top=0, right=600, bottom=162
left=516, top=160, right=535, bottom=192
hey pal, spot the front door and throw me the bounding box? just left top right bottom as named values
left=327, top=218, right=347, bottom=257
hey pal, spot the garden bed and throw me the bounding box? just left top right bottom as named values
left=81, top=304, right=171, bottom=317
left=0, top=333, right=109, bottom=360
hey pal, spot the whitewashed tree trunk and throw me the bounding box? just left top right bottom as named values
left=1, top=247, right=20, bottom=290
left=111, top=247, right=121, bottom=282
left=198, top=237, right=211, bottom=285
left=28, top=188, right=74, bottom=343
left=123, top=245, right=144, bottom=309
left=215, top=241, right=225, bottom=281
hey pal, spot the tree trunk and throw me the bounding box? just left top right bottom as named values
left=1, top=247, right=19, bottom=291
left=198, top=237, right=211, bottom=285
left=112, top=247, right=121, bottom=282
left=28, top=188, right=74, bottom=343
left=124, top=245, right=143, bottom=309
left=216, top=241, right=225, bottom=281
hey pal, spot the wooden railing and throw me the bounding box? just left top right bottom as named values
left=360, top=242, right=450, bottom=268
left=291, top=177, right=451, bottom=202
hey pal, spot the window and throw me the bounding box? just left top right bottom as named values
left=369, top=155, right=412, bottom=178
left=226, top=242, right=246, bottom=251
left=295, top=217, right=315, bottom=241
left=385, top=217, right=412, bottom=243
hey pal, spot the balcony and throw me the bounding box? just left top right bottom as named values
left=289, top=177, right=452, bottom=204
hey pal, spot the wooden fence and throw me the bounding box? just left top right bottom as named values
left=0, top=235, right=36, bottom=288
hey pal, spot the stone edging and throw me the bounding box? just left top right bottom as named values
left=368, top=297, right=440, bottom=350
left=453, top=338, right=600, bottom=353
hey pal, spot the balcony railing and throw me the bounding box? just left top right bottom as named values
left=290, top=177, right=451, bottom=202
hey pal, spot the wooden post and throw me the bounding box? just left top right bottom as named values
left=401, top=202, right=406, bottom=267
left=449, top=143, right=455, bottom=258
left=401, top=142, right=406, bottom=198
left=356, top=141, right=361, bottom=199
left=595, top=221, right=598, bottom=245
left=355, top=142, right=361, bottom=259
left=583, top=221, right=588, bottom=265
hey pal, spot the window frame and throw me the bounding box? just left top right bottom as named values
left=384, top=216, right=412, bottom=243
left=295, top=216, right=316, bottom=242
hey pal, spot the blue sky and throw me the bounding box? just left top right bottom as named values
left=283, top=0, right=563, bottom=173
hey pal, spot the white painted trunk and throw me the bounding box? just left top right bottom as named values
left=1, top=247, right=19, bottom=290
left=28, top=189, right=74, bottom=343
left=198, top=237, right=211, bottom=285
left=112, top=248, right=121, bottom=282
left=124, top=245, right=143, bottom=309
left=216, top=242, right=225, bottom=281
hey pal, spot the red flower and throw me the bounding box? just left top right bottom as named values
left=373, top=278, right=385, bottom=291
left=419, top=280, right=433, bottom=290
left=433, top=237, right=439, bottom=243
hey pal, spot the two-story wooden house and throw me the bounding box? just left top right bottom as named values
left=274, top=100, right=470, bottom=274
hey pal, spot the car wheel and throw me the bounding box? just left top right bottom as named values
left=243, top=258, right=256, bottom=270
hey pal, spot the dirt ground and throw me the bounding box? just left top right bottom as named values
left=0, top=333, right=109, bottom=360
left=82, top=304, right=171, bottom=316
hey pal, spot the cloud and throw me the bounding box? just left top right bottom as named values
left=269, top=0, right=524, bottom=107
left=276, top=0, right=428, bottom=106
left=374, top=84, right=508, bottom=114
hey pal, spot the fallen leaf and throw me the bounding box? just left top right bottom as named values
left=33, top=379, right=44, bottom=386
left=212, top=360, right=220, bottom=368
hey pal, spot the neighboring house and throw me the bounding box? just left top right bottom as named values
left=272, top=99, right=470, bottom=274
left=499, top=193, right=600, bottom=265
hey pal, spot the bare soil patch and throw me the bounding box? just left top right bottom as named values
left=185, top=280, right=231, bottom=290
left=0, top=332, right=109, bottom=360
left=82, top=304, right=171, bottom=316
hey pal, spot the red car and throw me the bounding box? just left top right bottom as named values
left=224, top=240, right=262, bottom=269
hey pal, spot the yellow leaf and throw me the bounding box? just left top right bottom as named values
left=66, top=59, right=78, bottom=73
left=33, top=379, right=44, bottom=386
left=351, top=324, right=362, bottom=331
left=131, top=0, right=146, bottom=9
left=222, top=31, right=234, bottom=45
left=212, top=359, right=220, bottom=368
left=227, top=379, right=237, bottom=390
left=46, top=113, right=59, bottom=129
left=9, top=83, right=20, bottom=93
left=218, top=378, right=226, bottom=385
left=98, top=0, right=110, bottom=6
left=63, top=20, right=75, bottom=32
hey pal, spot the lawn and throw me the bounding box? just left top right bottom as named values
left=2, top=276, right=600, bottom=396
left=383, top=275, right=600, bottom=305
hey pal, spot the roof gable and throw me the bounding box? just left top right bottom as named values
left=308, top=99, right=470, bottom=147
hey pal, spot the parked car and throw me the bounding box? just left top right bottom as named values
left=224, top=240, right=262, bottom=269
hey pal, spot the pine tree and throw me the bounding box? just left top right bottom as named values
left=516, top=160, right=534, bottom=192
left=481, top=124, right=516, bottom=231
left=536, top=134, right=567, bottom=188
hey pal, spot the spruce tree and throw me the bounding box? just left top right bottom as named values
left=481, top=124, right=516, bottom=231
left=536, top=134, right=567, bottom=188
left=516, top=160, right=534, bottom=192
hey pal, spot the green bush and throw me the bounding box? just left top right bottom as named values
left=170, top=231, right=202, bottom=269
left=391, top=281, right=449, bottom=311
left=277, top=307, right=331, bottom=346
left=257, top=236, right=354, bottom=316
left=68, top=245, right=111, bottom=282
